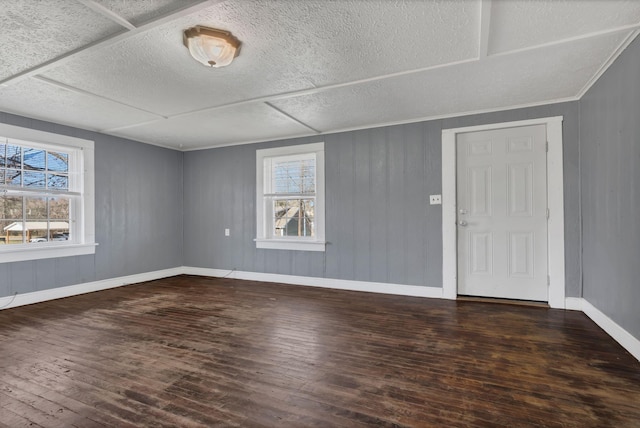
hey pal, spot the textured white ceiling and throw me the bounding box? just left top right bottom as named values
left=269, top=31, right=628, bottom=132
left=0, top=77, right=161, bottom=131
left=489, top=0, right=640, bottom=54
left=110, top=103, right=313, bottom=150
left=92, top=0, right=203, bottom=26
left=0, top=0, right=122, bottom=80
left=1, top=0, right=639, bottom=150
left=40, top=0, right=479, bottom=116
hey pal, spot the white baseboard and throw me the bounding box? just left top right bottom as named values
left=565, top=297, right=639, bottom=362
left=581, top=299, right=640, bottom=363
left=184, top=267, right=444, bottom=299
left=564, top=297, right=583, bottom=311
left=0, top=267, right=184, bottom=311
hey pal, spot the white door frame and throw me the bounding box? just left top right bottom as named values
left=441, top=116, right=566, bottom=309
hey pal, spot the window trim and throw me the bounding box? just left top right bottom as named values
left=256, top=142, right=325, bottom=251
left=0, top=123, right=96, bottom=263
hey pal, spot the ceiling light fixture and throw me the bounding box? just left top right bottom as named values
left=183, top=26, right=241, bottom=68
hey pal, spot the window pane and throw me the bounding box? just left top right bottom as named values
left=0, top=220, right=9, bottom=245
left=0, top=196, right=22, bottom=219
left=273, top=158, right=315, bottom=194
left=50, top=223, right=69, bottom=242
left=0, top=219, right=25, bottom=244
left=49, top=197, right=70, bottom=242
left=0, top=143, right=5, bottom=167
left=47, top=173, right=68, bottom=190
left=0, top=196, right=24, bottom=244
left=47, top=151, right=69, bottom=172
left=6, top=145, right=21, bottom=169
left=27, top=223, right=49, bottom=243
left=6, top=169, right=21, bottom=186
left=23, top=148, right=45, bottom=171
left=24, top=171, right=46, bottom=188
left=49, top=197, right=69, bottom=220
left=273, top=199, right=315, bottom=237
left=26, top=197, right=47, bottom=220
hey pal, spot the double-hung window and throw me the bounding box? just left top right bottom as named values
left=256, top=142, right=325, bottom=251
left=0, top=123, right=95, bottom=263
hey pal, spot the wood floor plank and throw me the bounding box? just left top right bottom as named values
left=0, top=407, right=46, bottom=428
left=0, top=389, right=65, bottom=428
left=1, top=275, right=639, bottom=427
left=0, top=372, right=137, bottom=428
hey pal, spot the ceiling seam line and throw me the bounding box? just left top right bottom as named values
left=575, top=29, right=640, bottom=99
left=306, top=97, right=580, bottom=139
left=32, top=76, right=168, bottom=119
left=168, top=58, right=481, bottom=120
left=263, top=102, right=321, bottom=134
left=75, top=0, right=136, bottom=30
left=492, top=23, right=640, bottom=58
left=478, top=0, right=492, bottom=58
left=177, top=132, right=320, bottom=151
left=100, top=132, right=182, bottom=151
left=0, top=0, right=226, bottom=87
left=0, top=29, right=129, bottom=86
left=101, top=117, right=166, bottom=133
left=0, top=108, right=105, bottom=134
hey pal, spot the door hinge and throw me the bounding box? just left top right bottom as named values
left=547, top=275, right=551, bottom=286
left=546, top=208, right=550, bottom=219
left=545, top=141, right=549, bottom=152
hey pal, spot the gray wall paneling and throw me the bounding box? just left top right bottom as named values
left=579, top=35, right=640, bottom=339
left=184, top=101, right=581, bottom=296
left=0, top=112, right=184, bottom=296
left=94, top=132, right=184, bottom=280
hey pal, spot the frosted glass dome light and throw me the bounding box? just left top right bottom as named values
left=183, top=26, right=241, bottom=68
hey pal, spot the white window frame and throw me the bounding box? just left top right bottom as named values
left=0, top=123, right=96, bottom=263
left=256, top=142, right=325, bottom=251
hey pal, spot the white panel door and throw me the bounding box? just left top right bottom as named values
left=456, top=124, right=548, bottom=301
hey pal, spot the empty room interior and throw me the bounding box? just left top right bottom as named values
left=1, top=0, right=640, bottom=426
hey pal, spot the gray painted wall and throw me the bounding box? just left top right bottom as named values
left=580, top=36, right=640, bottom=339
left=184, top=102, right=581, bottom=296
left=0, top=112, right=184, bottom=298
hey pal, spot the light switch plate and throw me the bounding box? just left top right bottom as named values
left=430, top=194, right=442, bottom=205
left=225, top=228, right=230, bottom=236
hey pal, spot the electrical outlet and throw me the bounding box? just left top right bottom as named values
left=225, top=228, right=230, bottom=236
left=430, top=194, right=442, bottom=205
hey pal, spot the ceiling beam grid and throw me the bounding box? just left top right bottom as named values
left=75, top=0, right=137, bottom=30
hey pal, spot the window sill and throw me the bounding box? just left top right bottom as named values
left=0, top=243, right=98, bottom=263
left=255, top=238, right=326, bottom=252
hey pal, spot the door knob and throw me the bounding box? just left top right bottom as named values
left=458, top=220, right=468, bottom=226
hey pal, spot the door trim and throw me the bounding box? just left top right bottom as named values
left=441, top=116, right=566, bottom=308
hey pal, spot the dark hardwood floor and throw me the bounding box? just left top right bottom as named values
left=0, top=275, right=639, bottom=427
